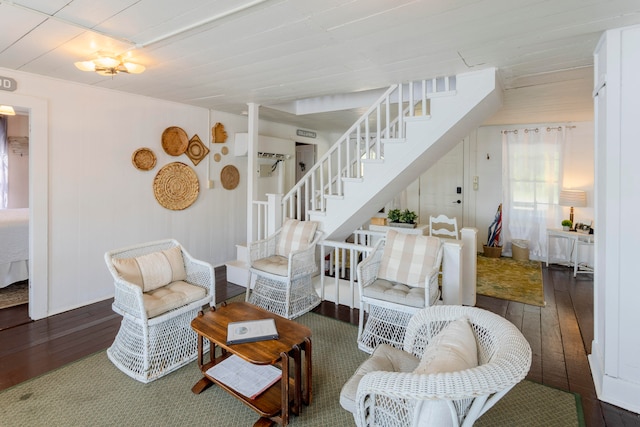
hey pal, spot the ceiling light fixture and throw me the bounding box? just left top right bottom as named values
left=0, top=105, right=16, bottom=116
left=74, top=51, right=145, bottom=76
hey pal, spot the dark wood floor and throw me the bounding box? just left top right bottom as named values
left=1, top=265, right=639, bottom=427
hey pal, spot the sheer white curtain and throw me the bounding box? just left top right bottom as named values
left=0, top=116, right=7, bottom=209
left=502, top=126, right=566, bottom=260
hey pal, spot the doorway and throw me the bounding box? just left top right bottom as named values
left=406, top=140, right=464, bottom=227
left=295, top=143, right=316, bottom=219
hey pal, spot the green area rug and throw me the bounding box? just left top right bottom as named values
left=0, top=312, right=581, bottom=426
left=477, top=254, right=546, bottom=307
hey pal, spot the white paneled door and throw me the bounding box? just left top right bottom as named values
left=418, top=141, right=464, bottom=228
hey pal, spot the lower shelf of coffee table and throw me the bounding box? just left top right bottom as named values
left=201, top=357, right=295, bottom=418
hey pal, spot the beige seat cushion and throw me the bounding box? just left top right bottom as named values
left=275, top=219, right=318, bottom=257
left=142, top=280, right=207, bottom=318
left=252, top=255, right=289, bottom=277
left=377, top=230, right=440, bottom=286
left=363, top=278, right=425, bottom=308
left=112, top=245, right=187, bottom=292
left=339, top=344, right=419, bottom=414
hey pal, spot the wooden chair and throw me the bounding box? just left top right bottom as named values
left=429, top=214, right=459, bottom=240
left=357, top=229, right=443, bottom=354
left=341, top=305, right=532, bottom=427
left=247, top=219, right=322, bottom=319
left=104, top=239, right=215, bottom=383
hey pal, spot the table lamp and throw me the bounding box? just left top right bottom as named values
left=559, top=189, right=587, bottom=224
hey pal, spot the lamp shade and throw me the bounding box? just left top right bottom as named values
left=0, top=105, right=16, bottom=116
left=559, top=189, right=587, bottom=207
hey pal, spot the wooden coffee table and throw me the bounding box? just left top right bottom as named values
left=190, top=301, right=312, bottom=426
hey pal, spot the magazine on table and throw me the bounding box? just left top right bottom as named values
left=206, top=354, right=282, bottom=399
left=226, top=318, right=279, bottom=345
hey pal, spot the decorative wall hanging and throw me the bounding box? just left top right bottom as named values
left=153, top=162, right=199, bottom=210
left=220, top=165, right=240, bottom=190
left=131, top=147, right=157, bottom=171
left=212, top=122, right=228, bottom=143
left=213, top=153, right=221, bottom=162
left=161, top=126, right=189, bottom=156
left=221, top=146, right=229, bottom=155
left=185, top=134, right=209, bottom=166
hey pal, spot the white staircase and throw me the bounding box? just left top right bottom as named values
left=226, top=67, right=502, bottom=286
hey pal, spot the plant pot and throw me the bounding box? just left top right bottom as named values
left=389, top=222, right=417, bottom=229
left=563, top=226, right=570, bottom=231
left=483, top=245, right=502, bottom=258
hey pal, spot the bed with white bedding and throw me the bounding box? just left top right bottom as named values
left=0, top=208, right=29, bottom=288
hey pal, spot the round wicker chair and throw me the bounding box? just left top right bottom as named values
left=343, top=305, right=532, bottom=427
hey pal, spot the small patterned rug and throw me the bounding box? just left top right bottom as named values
left=0, top=310, right=583, bottom=426
left=476, top=254, right=545, bottom=306
left=0, top=281, right=28, bottom=310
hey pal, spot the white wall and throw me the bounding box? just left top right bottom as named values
left=0, top=68, right=331, bottom=318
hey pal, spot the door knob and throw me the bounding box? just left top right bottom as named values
left=453, top=200, right=461, bottom=204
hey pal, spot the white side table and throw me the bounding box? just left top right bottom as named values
left=546, top=228, right=595, bottom=277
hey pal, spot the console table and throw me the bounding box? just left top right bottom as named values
left=546, top=228, right=595, bottom=277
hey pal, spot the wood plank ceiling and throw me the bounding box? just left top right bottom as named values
left=0, top=0, right=639, bottom=131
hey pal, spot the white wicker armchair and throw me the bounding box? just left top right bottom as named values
left=247, top=219, right=322, bottom=319
left=357, top=230, right=443, bottom=353
left=104, top=239, right=215, bottom=383
left=341, top=305, right=532, bottom=427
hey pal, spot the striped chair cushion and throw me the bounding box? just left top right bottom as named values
left=275, top=219, right=318, bottom=257
left=377, top=230, right=440, bottom=286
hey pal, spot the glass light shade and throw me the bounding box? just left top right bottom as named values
left=559, top=189, right=587, bottom=207
left=74, top=60, right=96, bottom=71
left=0, top=105, right=16, bottom=115
left=94, top=55, right=120, bottom=68
left=122, top=62, right=145, bottom=74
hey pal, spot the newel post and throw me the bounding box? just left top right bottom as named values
left=266, top=193, right=283, bottom=236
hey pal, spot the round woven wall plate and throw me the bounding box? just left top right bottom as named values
left=153, top=162, right=199, bottom=210
left=161, top=126, right=189, bottom=156
left=131, top=147, right=157, bottom=171
left=220, top=165, right=240, bottom=190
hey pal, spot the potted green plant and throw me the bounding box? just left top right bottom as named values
left=561, top=219, right=572, bottom=231
left=387, top=209, right=418, bottom=228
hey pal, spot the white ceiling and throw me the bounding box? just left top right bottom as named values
left=1, top=0, right=639, bottom=131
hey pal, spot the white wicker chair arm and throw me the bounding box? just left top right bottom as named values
left=288, top=231, right=322, bottom=278
left=181, top=247, right=215, bottom=301
left=249, top=231, right=280, bottom=263
left=356, top=239, right=385, bottom=293
left=112, top=278, right=147, bottom=320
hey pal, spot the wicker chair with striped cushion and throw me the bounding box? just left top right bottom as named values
left=357, top=229, right=443, bottom=353
left=247, top=219, right=322, bottom=319
left=104, top=239, right=215, bottom=383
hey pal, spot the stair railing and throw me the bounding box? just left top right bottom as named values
left=274, top=76, right=456, bottom=225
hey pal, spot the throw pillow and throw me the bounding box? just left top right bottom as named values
left=377, top=229, right=440, bottom=286
left=112, top=245, right=187, bottom=292
left=275, top=219, right=318, bottom=257
left=411, top=317, right=479, bottom=427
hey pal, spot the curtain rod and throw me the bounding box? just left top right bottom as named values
left=501, top=125, right=576, bottom=134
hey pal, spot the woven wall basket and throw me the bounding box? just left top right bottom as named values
left=153, top=162, right=199, bottom=210
left=161, top=126, right=189, bottom=156
left=131, top=147, right=156, bottom=171
left=220, top=165, right=240, bottom=190
left=185, top=134, right=209, bottom=166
